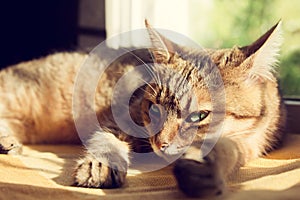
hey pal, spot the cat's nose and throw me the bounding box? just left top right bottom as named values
left=160, top=143, right=169, bottom=152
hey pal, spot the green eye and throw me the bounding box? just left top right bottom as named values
left=186, top=111, right=210, bottom=123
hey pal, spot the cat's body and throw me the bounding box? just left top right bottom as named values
left=0, top=21, right=285, bottom=198
left=0, top=52, right=85, bottom=146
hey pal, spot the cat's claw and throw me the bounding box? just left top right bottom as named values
left=173, top=152, right=225, bottom=198
left=0, top=135, right=22, bottom=155
left=74, top=156, right=127, bottom=188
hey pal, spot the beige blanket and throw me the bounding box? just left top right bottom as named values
left=0, top=134, right=299, bottom=200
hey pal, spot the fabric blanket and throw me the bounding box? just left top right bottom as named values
left=0, top=134, right=299, bottom=200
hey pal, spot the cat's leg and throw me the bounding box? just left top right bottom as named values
left=0, top=121, right=23, bottom=155
left=173, top=137, right=243, bottom=198
left=74, top=130, right=130, bottom=188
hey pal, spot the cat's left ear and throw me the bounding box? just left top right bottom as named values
left=145, top=20, right=177, bottom=63
left=240, top=21, right=283, bottom=83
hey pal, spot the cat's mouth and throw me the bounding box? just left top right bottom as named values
left=150, top=141, right=187, bottom=161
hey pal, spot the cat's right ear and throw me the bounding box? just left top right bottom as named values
left=145, top=20, right=176, bottom=64
left=240, top=21, right=283, bottom=83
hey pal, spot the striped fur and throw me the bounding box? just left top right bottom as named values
left=0, top=22, right=285, bottom=197
left=142, top=22, right=286, bottom=197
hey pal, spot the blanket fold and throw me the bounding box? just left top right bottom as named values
left=0, top=134, right=299, bottom=200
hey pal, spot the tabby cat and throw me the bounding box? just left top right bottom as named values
left=0, top=21, right=285, bottom=198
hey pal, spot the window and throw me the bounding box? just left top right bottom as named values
left=186, top=0, right=300, bottom=133
left=188, top=0, right=300, bottom=98
left=105, top=0, right=300, bottom=133
left=105, top=0, right=300, bottom=98
left=105, top=0, right=189, bottom=48
left=78, top=0, right=106, bottom=50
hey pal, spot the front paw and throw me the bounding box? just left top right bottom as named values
left=74, top=155, right=127, bottom=188
left=0, top=135, right=22, bottom=155
left=173, top=153, right=225, bottom=198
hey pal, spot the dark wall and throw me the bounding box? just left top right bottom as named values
left=0, top=0, right=79, bottom=68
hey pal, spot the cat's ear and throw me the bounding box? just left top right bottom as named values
left=145, top=19, right=176, bottom=63
left=240, top=21, right=283, bottom=83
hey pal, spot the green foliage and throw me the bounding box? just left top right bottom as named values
left=229, top=0, right=274, bottom=46
left=189, top=0, right=300, bottom=97
left=280, top=50, right=300, bottom=96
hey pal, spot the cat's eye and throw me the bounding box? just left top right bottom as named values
left=149, top=104, right=161, bottom=117
left=185, top=111, right=210, bottom=123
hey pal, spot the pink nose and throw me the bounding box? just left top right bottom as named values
left=160, top=142, right=169, bottom=152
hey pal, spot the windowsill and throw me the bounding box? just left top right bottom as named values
left=284, top=99, right=300, bottom=134
left=285, top=99, right=300, bottom=106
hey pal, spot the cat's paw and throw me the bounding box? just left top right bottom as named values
left=173, top=152, right=225, bottom=198
left=74, top=155, right=127, bottom=188
left=0, top=135, right=22, bottom=155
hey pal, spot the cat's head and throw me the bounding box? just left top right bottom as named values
left=140, top=20, right=282, bottom=159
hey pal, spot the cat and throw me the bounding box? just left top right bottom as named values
left=0, top=20, right=286, bottom=198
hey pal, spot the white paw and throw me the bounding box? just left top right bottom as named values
left=0, top=135, right=22, bottom=155
left=74, top=155, right=127, bottom=188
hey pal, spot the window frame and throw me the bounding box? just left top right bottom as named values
left=285, top=99, right=300, bottom=134
left=103, top=1, right=300, bottom=134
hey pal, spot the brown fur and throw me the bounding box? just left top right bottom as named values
left=0, top=21, right=285, bottom=198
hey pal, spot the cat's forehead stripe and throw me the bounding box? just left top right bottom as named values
left=181, top=52, right=215, bottom=79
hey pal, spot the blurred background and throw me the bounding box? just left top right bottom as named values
left=0, top=0, right=299, bottom=97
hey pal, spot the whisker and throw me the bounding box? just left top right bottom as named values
left=135, top=80, right=157, bottom=98
left=141, top=90, right=156, bottom=99
left=120, top=47, right=162, bottom=87
left=136, top=77, right=157, bottom=95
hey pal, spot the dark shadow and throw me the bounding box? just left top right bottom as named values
left=0, top=0, right=79, bottom=69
